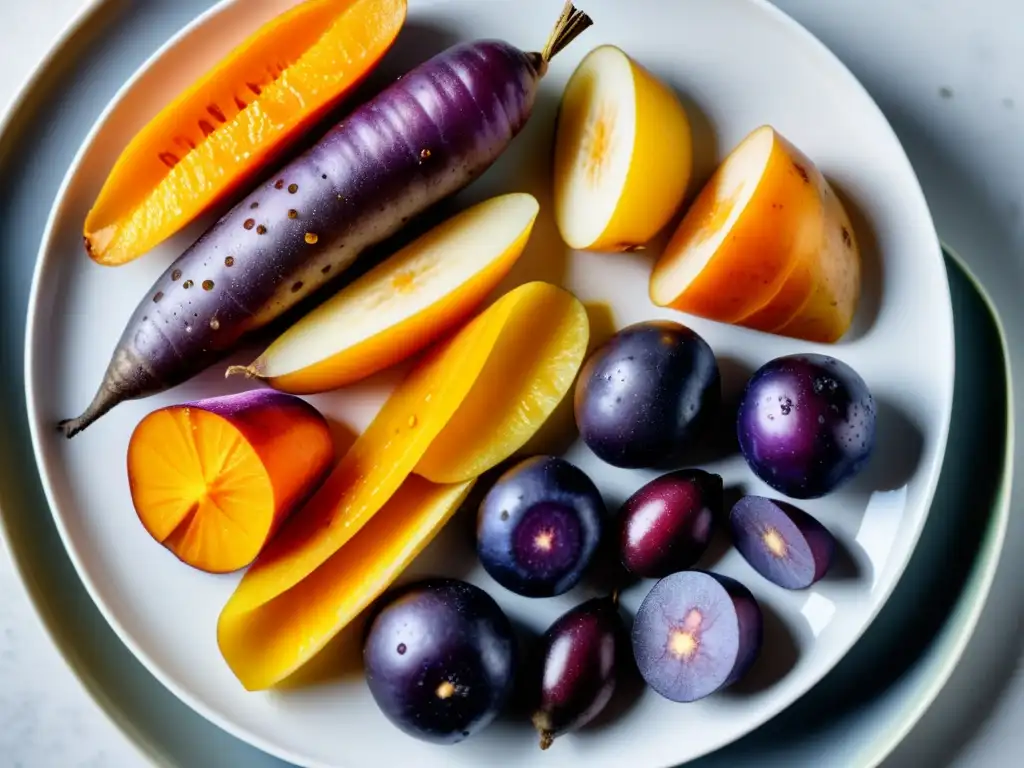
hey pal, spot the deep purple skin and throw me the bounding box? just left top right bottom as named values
left=531, top=595, right=625, bottom=750
left=631, top=571, right=763, bottom=703
left=60, top=41, right=546, bottom=438
left=736, top=353, right=876, bottom=499
left=729, top=495, right=836, bottom=590
left=363, top=578, right=517, bottom=745
left=574, top=320, right=721, bottom=469
left=618, top=469, right=723, bottom=579
left=477, top=456, right=605, bottom=598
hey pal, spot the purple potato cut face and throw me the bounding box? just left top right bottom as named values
left=631, top=571, right=763, bottom=702
left=574, top=320, right=721, bottom=469
left=737, top=353, right=876, bottom=499
left=363, top=578, right=516, bottom=744
left=532, top=595, right=625, bottom=749
left=477, top=456, right=604, bottom=598
left=618, top=469, right=723, bottom=579
left=729, top=496, right=835, bottom=589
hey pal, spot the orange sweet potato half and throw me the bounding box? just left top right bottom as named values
left=127, top=390, right=334, bottom=573
left=85, top=0, right=407, bottom=266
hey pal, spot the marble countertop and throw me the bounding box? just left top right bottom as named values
left=1, top=0, right=1022, bottom=766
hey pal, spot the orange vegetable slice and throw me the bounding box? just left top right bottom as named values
left=217, top=281, right=588, bottom=689
left=127, top=391, right=334, bottom=573
left=85, top=0, right=407, bottom=266
left=218, top=474, right=473, bottom=691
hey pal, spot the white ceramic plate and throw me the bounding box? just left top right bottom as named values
left=23, top=0, right=954, bottom=766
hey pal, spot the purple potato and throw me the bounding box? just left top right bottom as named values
left=632, top=571, right=762, bottom=703
left=618, top=469, right=722, bottom=579
left=573, top=320, right=721, bottom=469
left=477, top=456, right=604, bottom=598
left=729, top=495, right=835, bottom=589
left=59, top=5, right=595, bottom=438
left=737, top=353, right=876, bottom=499
left=532, top=595, right=625, bottom=749
left=363, top=578, right=516, bottom=745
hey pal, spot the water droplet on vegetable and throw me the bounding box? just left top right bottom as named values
left=209, top=318, right=220, bottom=330
left=408, top=415, right=418, bottom=428
left=171, top=269, right=182, bottom=281
left=321, top=173, right=327, bottom=179
left=202, top=280, right=214, bottom=291
left=420, top=148, right=431, bottom=160
left=244, top=219, right=255, bottom=230
left=305, top=232, right=319, bottom=244
left=396, top=643, right=406, bottom=655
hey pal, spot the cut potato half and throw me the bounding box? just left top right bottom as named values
left=554, top=44, right=692, bottom=252
left=650, top=125, right=860, bottom=341
left=235, top=193, right=539, bottom=394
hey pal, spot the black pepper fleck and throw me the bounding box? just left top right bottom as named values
left=244, top=218, right=255, bottom=230
left=291, top=281, right=304, bottom=292
left=171, top=269, right=182, bottom=281
left=202, top=280, right=215, bottom=291
left=183, top=279, right=194, bottom=289
left=153, top=291, right=163, bottom=303
left=224, top=256, right=235, bottom=267
left=274, top=179, right=284, bottom=189
left=288, top=209, right=298, bottom=219
left=288, top=183, right=298, bottom=194
left=256, top=224, right=267, bottom=235
left=250, top=201, right=259, bottom=209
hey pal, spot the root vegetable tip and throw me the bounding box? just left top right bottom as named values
left=540, top=2, right=594, bottom=67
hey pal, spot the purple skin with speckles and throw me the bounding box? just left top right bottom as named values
left=477, top=456, right=605, bottom=598
left=737, top=353, right=876, bottom=499
left=363, top=578, right=516, bottom=745
left=632, top=571, right=763, bottom=703
left=574, top=320, right=721, bottom=469
left=59, top=40, right=562, bottom=439
left=618, top=469, right=723, bottom=579
left=531, top=595, right=625, bottom=750
left=729, top=495, right=835, bottom=589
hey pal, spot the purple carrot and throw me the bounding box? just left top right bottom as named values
left=60, top=2, right=593, bottom=438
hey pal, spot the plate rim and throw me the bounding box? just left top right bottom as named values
left=13, top=0, right=958, bottom=766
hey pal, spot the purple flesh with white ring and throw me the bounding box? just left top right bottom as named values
left=632, top=571, right=763, bottom=703
left=618, top=469, right=722, bottom=579
left=59, top=4, right=594, bottom=438
left=477, top=455, right=604, bottom=598
left=736, top=353, right=876, bottom=499
left=729, top=495, right=835, bottom=589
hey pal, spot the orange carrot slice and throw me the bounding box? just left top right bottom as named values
left=85, top=0, right=407, bottom=266
left=127, top=390, right=334, bottom=573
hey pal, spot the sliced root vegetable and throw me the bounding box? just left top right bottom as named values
left=216, top=281, right=588, bottom=688
left=650, top=125, right=860, bottom=335
left=217, top=474, right=474, bottom=691
left=729, top=495, right=835, bottom=590
left=415, top=284, right=589, bottom=483
left=554, top=44, right=692, bottom=252
left=85, top=0, right=408, bottom=266
left=231, top=193, right=540, bottom=394
left=127, top=390, right=334, bottom=573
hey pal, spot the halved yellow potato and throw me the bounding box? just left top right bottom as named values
left=649, top=125, right=860, bottom=341
left=231, top=193, right=540, bottom=394
left=553, top=44, right=692, bottom=252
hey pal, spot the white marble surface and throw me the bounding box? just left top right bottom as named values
left=0, top=0, right=1022, bottom=767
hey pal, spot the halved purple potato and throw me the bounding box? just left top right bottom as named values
left=737, top=353, right=875, bottom=499
left=363, top=578, right=516, bottom=744
left=632, top=571, right=762, bottom=703
left=573, top=320, right=721, bottom=469
left=618, top=469, right=722, bottom=578
left=729, top=495, right=835, bottom=589
left=532, top=595, right=625, bottom=749
left=477, top=455, right=604, bottom=597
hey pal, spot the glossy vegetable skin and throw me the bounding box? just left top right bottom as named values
left=60, top=3, right=594, bottom=438
left=574, top=320, right=721, bottom=468
left=363, top=579, right=516, bottom=744
left=737, top=353, right=876, bottom=498
left=617, top=469, right=722, bottom=578
left=532, top=595, right=625, bottom=749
